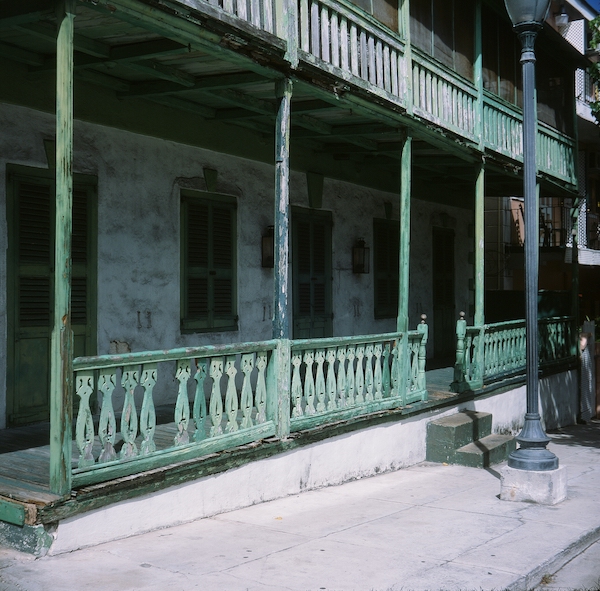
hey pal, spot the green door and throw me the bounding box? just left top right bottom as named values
left=432, top=226, right=455, bottom=359
left=7, top=167, right=96, bottom=426
left=292, top=209, right=333, bottom=339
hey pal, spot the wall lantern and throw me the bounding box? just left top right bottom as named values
left=261, top=226, right=274, bottom=268
left=352, top=239, right=370, bottom=274
left=554, top=5, right=569, bottom=28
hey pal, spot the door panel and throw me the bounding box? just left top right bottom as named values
left=8, top=169, right=96, bottom=425
left=292, top=209, right=333, bottom=339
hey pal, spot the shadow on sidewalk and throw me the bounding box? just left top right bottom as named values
left=547, top=419, right=600, bottom=450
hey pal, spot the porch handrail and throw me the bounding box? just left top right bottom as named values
left=289, top=319, right=428, bottom=432
left=451, top=314, right=576, bottom=393
left=72, top=339, right=281, bottom=487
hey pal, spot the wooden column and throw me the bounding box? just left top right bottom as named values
left=400, top=0, right=412, bottom=115
left=272, top=78, right=292, bottom=439
left=474, top=162, right=485, bottom=326
left=474, top=0, right=483, bottom=150
left=50, top=0, right=75, bottom=496
left=397, top=134, right=412, bottom=333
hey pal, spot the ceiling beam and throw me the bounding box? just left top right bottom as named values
left=0, top=40, right=43, bottom=66
left=0, top=0, right=54, bottom=30
left=123, top=59, right=196, bottom=87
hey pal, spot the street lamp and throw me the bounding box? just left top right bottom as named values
left=504, top=0, right=559, bottom=471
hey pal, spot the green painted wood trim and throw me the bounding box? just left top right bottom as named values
left=292, top=331, right=402, bottom=351
left=474, top=0, right=483, bottom=149
left=400, top=0, right=411, bottom=114
left=397, top=135, right=411, bottom=334
left=273, top=78, right=292, bottom=339
left=72, top=422, right=276, bottom=487
left=49, top=0, right=75, bottom=498
left=0, top=499, right=26, bottom=527
left=474, top=163, right=484, bottom=327
left=268, top=338, right=291, bottom=438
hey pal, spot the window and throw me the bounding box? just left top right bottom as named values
left=373, top=218, right=399, bottom=319
left=347, top=0, right=398, bottom=32
left=181, top=191, right=237, bottom=332
left=410, top=0, right=475, bottom=81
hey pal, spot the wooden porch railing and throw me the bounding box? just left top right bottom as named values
left=451, top=313, right=577, bottom=393
left=72, top=319, right=428, bottom=487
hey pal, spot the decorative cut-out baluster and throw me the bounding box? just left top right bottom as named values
left=291, top=352, right=304, bottom=417
left=98, top=370, right=117, bottom=463
left=193, top=360, right=208, bottom=442
left=75, top=370, right=95, bottom=469
left=373, top=343, right=383, bottom=400
left=315, top=349, right=326, bottom=412
left=303, top=351, right=316, bottom=415
left=336, top=347, right=347, bottom=408
left=120, top=368, right=139, bottom=460
left=139, top=363, right=157, bottom=455
left=390, top=340, right=399, bottom=397
left=345, top=347, right=355, bottom=406
left=209, top=358, right=224, bottom=437
left=365, top=344, right=374, bottom=402
left=382, top=342, right=391, bottom=397
left=241, top=354, right=255, bottom=428
left=255, top=352, right=268, bottom=423
left=326, top=348, right=337, bottom=411
left=355, top=346, right=365, bottom=404
left=225, top=357, right=239, bottom=433
left=174, top=360, right=191, bottom=446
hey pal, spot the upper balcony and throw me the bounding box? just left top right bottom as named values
left=0, top=0, right=579, bottom=189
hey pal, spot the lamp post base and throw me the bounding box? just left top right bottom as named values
left=508, top=446, right=559, bottom=471
left=501, top=465, right=567, bottom=505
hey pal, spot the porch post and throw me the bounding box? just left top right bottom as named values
left=50, top=0, right=75, bottom=496
left=397, top=134, right=412, bottom=334
left=474, top=162, right=485, bottom=326
left=272, top=77, right=292, bottom=438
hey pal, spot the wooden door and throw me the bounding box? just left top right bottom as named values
left=7, top=168, right=96, bottom=426
left=292, top=209, right=333, bottom=339
left=432, top=227, right=455, bottom=359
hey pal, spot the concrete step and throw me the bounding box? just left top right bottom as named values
left=426, top=411, right=493, bottom=464
left=454, top=434, right=517, bottom=468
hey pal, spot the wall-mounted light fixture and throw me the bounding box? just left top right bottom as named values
left=554, top=4, right=568, bottom=27
left=352, top=239, right=370, bottom=274
left=262, top=226, right=274, bottom=268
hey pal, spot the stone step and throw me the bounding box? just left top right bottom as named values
left=425, top=411, right=492, bottom=464
left=454, top=434, right=517, bottom=468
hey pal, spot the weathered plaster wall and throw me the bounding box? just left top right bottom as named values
left=0, top=103, right=473, bottom=420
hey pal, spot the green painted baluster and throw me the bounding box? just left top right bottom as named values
left=255, top=352, right=268, bottom=424
left=120, top=368, right=139, bottom=460
left=193, top=360, right=208, bottom=442
left=303, top=351, right=316, bottom=415
left=315, top=349, right=326, bottom=412
left=417, top=316, right=428, bottom=394
left=390, top=340, right=399, bottom=397
left=364, top=344, right=374, bottom=402
left=326, top=348, right=337, bottom=411
left=336, top=347, right=347, bottom=408
left=98, top=370, right=117, bottom=463
left=241, top=354, right=255, bottom=428
left=209, top=358, right=224, bottom=437
left=291, top=352, right=303, bottom=417
left=345, top=346, right=355, bottom=405
left=225, top=357, right=239, bottom=433
left=75, top=370, right=95, bottom=469
left=373, top=343, right=383, bottom=400
left=382, top=342, right=391, bottom=397
left=355, top=346, right=365, bottom=404
left=139, top=363, right=157, bottom=455
left=174, top=360, right=191, bottom=446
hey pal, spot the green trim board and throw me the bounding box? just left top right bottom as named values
left=6, top=165, right=98, bottom=427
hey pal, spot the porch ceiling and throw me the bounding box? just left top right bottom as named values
left=0, top=0, right=550, bottom=203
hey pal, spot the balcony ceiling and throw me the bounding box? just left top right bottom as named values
left=0, top=0, right=569, bottom=203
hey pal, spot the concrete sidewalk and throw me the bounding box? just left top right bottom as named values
left=0, top=422, right=599, bottom=591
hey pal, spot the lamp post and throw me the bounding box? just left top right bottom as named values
left=504, top=0, right=559, bottom=471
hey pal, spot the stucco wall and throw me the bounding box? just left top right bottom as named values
left=0, top=103, right=474, bottom=422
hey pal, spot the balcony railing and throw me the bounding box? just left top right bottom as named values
left=73, top=321, right=429, bottom=487
left=451, top=314, right=577, bottom=393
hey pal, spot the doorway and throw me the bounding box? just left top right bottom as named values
left=7, top=166, right=97, bottom=426
left=432, top=226, right=455, bottom=360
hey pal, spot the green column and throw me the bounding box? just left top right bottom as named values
left=474, top=162, right=485, bottom=326
left=50, top=0, right=75, bottom=496
left=474, top=0, right=483, bottom=150
left=400, top=0, right=412, bottom=115
left=397, top=134, right=412, bottom=333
